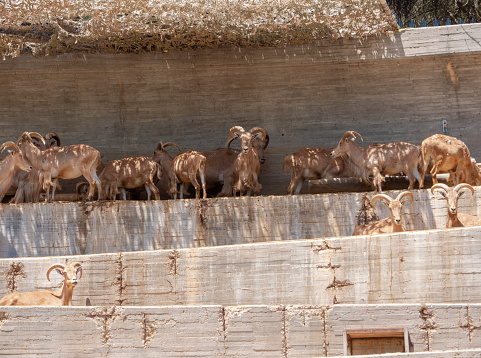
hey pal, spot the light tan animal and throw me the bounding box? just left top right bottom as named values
left=6, top=132, right=61, bottom=204
left=17, top=132, right=102, bottom=201
left=169, top=151, right=207, bottom=199
left=431, top=183, right=481, bottom=228
left=331, top=131, right=421, bottom=192
left=100, top=157, right=162, bottom=200
left=353, top=191, right=414, bottom=235
left=201, top=129, right=269, bottom=197
left=0, top=262, right=82, bottom=306
left=0, top=141, right=32, bottom=201
left=282, top=148, right=364, bottom=195
left=228, top=126, right=268, bottom=196
left=420, top=134, right=481, bottom=188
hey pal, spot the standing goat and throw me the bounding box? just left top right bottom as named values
left=170, top=151, right=207, bottom=199
left=201, top=130, right=269, bottom=197
left=7, top=132, right=61, bottom=204
left=431, top=183, right=481, bottom=228
left=353, top=191, right=414, bottom=235
left=0, top=141, right=32, bottom=202
left=331, top=131, right=422, bottom=192
left=0, top=262, right=82, bottom=306
left=152, top=142, right=207, bottom=199
left=282, top=148, right=363, bottom=195
left=228, top=126, right=268, bottom=196
left=100, top=157, right=162, bottom=200
left=420, top=134, right=481, bottom=188
left=18, top=132, right=102, bottom=201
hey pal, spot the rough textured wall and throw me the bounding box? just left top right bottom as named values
left=0, top=187, right=479, bottom=258
left=0, top=25, right=481, bottom=195
left=0, top=304, right=480, bottom=356
left=1, top=226, right=480, bottom=307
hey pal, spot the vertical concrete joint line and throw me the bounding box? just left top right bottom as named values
left=112, top=253, right=126, bottom=306
left=282, top=306, right=288, bottom=358
left=322, top=307, right=328, bottom=357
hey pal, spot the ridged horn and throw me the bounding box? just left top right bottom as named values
left=396, top=191, right=414, bottom=203
left=47, top=263, right=66, bottom=281
left=371, top=193, right=393, bottom=205
left=45, top=132, right=61, bottom=147
left=431, top=183, right=450, bottom=195
left=249, top=127, right=268, bottom=140
left=226, top=126, right=245, bottom=154
left=28, top=132, right=46, bottom=146
left=0, top=141, right=19, bottom=154
left=454, top=183, right=474, bottom=196
left=155, top=142, right=181, bottom=152
left=341, top=131, right=363, bottom=142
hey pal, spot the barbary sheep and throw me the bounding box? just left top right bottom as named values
left=331, top=131, right=422, bottom=192
left=420, top=134, right=481, bottom=188
left=0, top=262, right=82, bottom=306
left=282, top=148, right=363, bottom=195
left=431, top=183, right=481, bottom=228
left=18, top=132, right=102, bottom=201
left=353, top=191, right=414, bottom=235
left=100, top=157, right=162, bottom=200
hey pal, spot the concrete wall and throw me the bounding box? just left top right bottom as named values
left=1, top=187, right=479, bottom=258
left=0, top=304, right=480, bottom=356
left=1, top=225, right=480, bottom=307
left=0, top=25, right=481, bottom=196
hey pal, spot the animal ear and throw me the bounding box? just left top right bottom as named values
left=458, top=190, right=465, bottom=198
left=56, top=268, right=65, bottom=276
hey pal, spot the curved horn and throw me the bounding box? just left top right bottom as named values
left=431, top=183, right=450, bottom=195
left=20, top=131, right=33, bottom=143
left=454, top=183, right=474, bottom=196
left=371, top=193, right=393, bottom=205
left=28, top=132, right=46, bottom=146
left=341, top=131, right=363, bottom=142
left=226, top=126, right=245, bottom=154
left=396, top=191, right=414, bottom=203
left=249, top=127, right=268, bottom=140
left=45, top=132, right=61, bottom=147
left=47, top=263, right=66, bottom=281
left=71, top=262, right=83, bottom=279
left=163, top=142, right=181, bottom=152
left=0, top=141, right=20, bottom=154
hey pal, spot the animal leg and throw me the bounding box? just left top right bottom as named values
left=188, top=172, right=201, bottom=199
left=294, top=178, right=304, bottom=195
left=199, top=171, right=207, bottom=199
left=120, top=188, right=127, bottom=200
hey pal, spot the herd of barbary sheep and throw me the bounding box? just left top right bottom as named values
left=0, top=129, right=480, bottom=305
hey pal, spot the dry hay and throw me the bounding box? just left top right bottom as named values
left=0, top=0, right=397, bottom=58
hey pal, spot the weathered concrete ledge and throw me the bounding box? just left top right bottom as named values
left=1, top=226, right=480, bottom=307
left=0, top=187, right=479, bottom=258
left=0, top=304, right=480, bottom=356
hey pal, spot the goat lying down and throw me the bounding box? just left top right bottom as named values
left=353, top=191, right=414, bottom=235
left=0, top=262, right=82, bottom=306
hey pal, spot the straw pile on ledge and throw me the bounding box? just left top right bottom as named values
left=0, top=0, right=397, bottom=58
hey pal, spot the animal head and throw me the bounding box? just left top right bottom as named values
left=331, top=131, right=363, bottom=158
left=371, top=191, right=413, bottom=225
left=226, top=126, right=269, bottom=160
left=152, top=141, right=181, bottom=165
left=47, top=262, right=82, bottom=288
left=431, top=183, right=474, bottom=215
left=0, top=141, right=32, bottom=172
